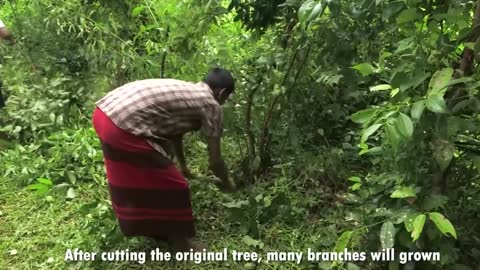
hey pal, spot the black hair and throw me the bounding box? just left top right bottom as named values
left=203, top=68, right=235, bottom=94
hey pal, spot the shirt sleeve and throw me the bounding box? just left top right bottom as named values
left=0, top=20, right=5, bottom=28
left=200, top=103, right=223, bottom=138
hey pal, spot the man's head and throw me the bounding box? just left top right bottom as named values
left=203, top=68, right=235, bottom=105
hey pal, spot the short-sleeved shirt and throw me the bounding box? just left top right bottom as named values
left=96, top=79, right=223, bottom=144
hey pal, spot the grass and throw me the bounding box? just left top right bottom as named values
left=0, top=149, right=347, bottom=270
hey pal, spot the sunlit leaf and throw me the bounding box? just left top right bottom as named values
left=298, top=0, right=316, bottom=23
left=429, top=212, right=457, bottom=239
left=411, top=214, right=426, bottom=242
left=66, top=187, right=76, bottom=199
left=352, top=63, right=375, bottom=77
left=306, top=3, right=325, bottom=22
left=348, top=176, right=361, bottom=183
left=370, top=84, right=392, bottom=91
left=242, top=235, right=264, bottom=248
left=335, top=231, right=353, bottom=252
left=131, top=5, right=145, bottom=17
left=391, top=187, right=416, bottom=198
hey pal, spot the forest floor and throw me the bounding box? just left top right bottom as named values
left=0, top=136, right=349, bottom=270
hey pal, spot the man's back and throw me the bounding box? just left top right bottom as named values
left=96, top=79, right=223, bottom=140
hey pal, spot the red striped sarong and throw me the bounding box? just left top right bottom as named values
left=92, top=107, right=195, bottom=239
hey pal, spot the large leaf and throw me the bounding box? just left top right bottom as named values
left=426, top=94, right=448, bottom=114
left=352, top=63, right=375, bottom=77
left=428, top=68, right=454, bottom=96
left=411, top=101, right=425, bottom=121
left=298, top=0, right=316, bottom=23
left=380, top=221, right=395, bottom=249
left=335, top=231, right=353, bottom=252
left=429, top=212, right=457, bottom=239
left=396, top=8, right=420, bottom=24
left=395, top=113, right=413, bottom=138
left=306, top=2, right=325, bottom=22
left=385, top=123, right=401, bottom=151
left=411, top=214, right=426, bottom=242
left=351, top=108, right=378, bottom=124
left=391, top=187, right=416, bottom=199
left=361, top=124, right=382, bottom=143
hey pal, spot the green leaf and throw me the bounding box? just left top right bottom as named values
left=222, top=200, right=249, bottom=209
left=352, top=63, right=375, bottom=77
left=426, top=94, right=448, bottom=114
left=390, top=88, right=400, bottom=98
left=399, top=72, right=430, bottom=92
left=350, top=183, right=362, bottom=191
left=396, top=8, right=420, bottom=24
left=361, top=124, right=382, bottom=143
left=66, top=187, right=76, bottom=199
left=429, top=212, right=457, bottom=239
left=391, top=187, right=416, bottom=198
left=298, top=0, right=316, bottom=23
left=335, top=231, right=353, bottom=252
left=351, top=108, right=378, bottom=124
left=66, top=172, right=76, bottom=185
left=370, top=84, right=392, bottom=91
left=404, top=213, right=417, bottom=232
left=348, top=176, right=361, bottom=183
left=394, top=208, right=417, bottom=224
left=306, top=3, right=325, bottom=22
left=131, top=5, right=145, bottom=17
left=411, top=214, right=426, bottom=242
left=395, top=113, right=413, bottom=138
left=385, top=123, right=401, bottom=151
left=380, top=221, right=395, bottom=249
left=411, top=101, right=425, bottom=121
left=242, top=235, right=264, bottom=248
left=428, top=68, right=453, bottom=96
left=37, top=178, right=53, bottom=186
left=26, top=183, right=47, bottom=190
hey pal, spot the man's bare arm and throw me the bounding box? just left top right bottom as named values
left=172, top=135, right=187, bottom=170
left=207, top=136, right=229, bottom=182
left=0, top=28, right=13, bottom=42
left=171, top=134, right=194, bottom=178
